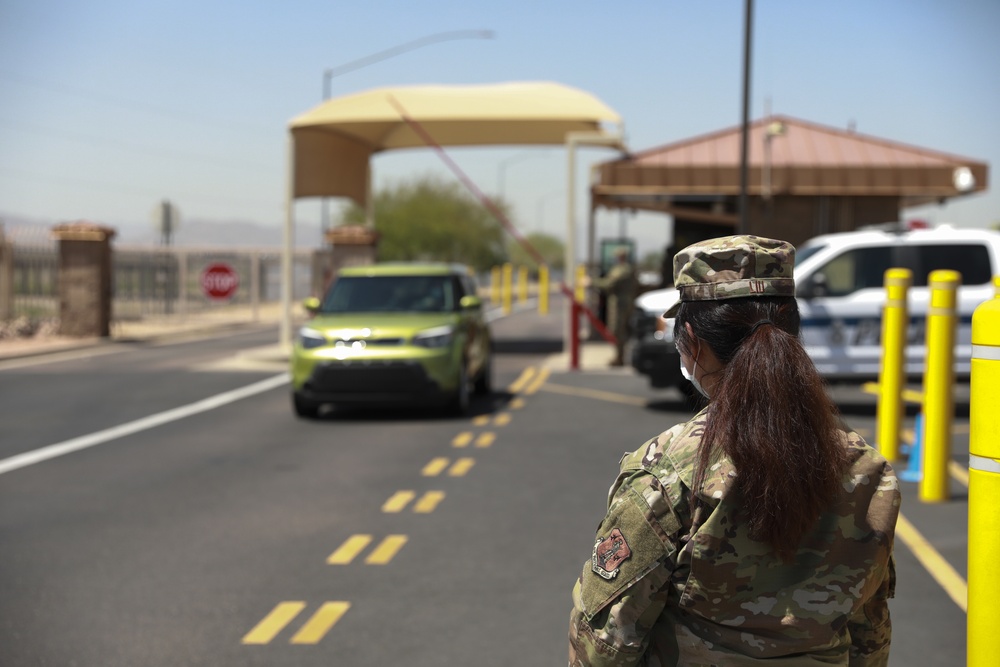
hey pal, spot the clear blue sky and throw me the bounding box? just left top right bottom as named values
left=1, top=0, right=997, bottom=258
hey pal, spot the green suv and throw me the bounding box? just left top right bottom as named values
left=291, top=263, right=493, bottom=417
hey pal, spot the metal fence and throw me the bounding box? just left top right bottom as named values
left=1, top=239, right=314, bottom=326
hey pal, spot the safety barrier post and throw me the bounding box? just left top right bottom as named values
left=575, top=264, right=586, bottom=304
left=877, top=268, right=911, bottom=462
left=538, top=265, right=549, bottom=315
left=518, top=265, right=528, bottom=303
left=570, top=299, right=580, bottom=370
left=502, top=263, right=513, bottom=315
left=490, top=266, right=501, bottom=304
left=967, top=282, right=1000, bottom=666
left=919, top=270, right=960, bottom=503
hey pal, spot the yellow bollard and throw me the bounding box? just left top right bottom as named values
left=518, top=265, right=528, bottom=303
left=490, top=266, right=501, bottom=304
left=575, top=264, right=586, bottom=304
left=968, top=284, right=1000, bottom=666
left=919, top=269, right=960, bottom=503
left=501, top=263, right=513, bottom=314
left=538, top=265, right=549, bottom=315
left=877, top=268, right=912, bottom=462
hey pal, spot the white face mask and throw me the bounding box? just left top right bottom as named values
left=679, top=348, right=710, bottom=398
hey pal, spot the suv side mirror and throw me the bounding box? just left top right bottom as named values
left=460, top=295, right=482, bottom=310
left=302, top=296, right=321, bottom=314
left=798, top=273, right=828, bottom=300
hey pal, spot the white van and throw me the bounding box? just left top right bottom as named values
left=630, top=224, right=1000, bottom=391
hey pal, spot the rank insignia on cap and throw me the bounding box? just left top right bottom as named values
left=591, top=528, right=632, bottom=580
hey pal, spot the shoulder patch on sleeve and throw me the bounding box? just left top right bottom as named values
left=580, top=487, right=668, bottom=621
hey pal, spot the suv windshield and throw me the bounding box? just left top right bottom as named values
left=321, top=275, right=457, bottom=313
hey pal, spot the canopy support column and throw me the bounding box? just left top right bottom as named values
left=281, top=133, right=295, bottom=351
left=564, top=131, right=626, bottom=361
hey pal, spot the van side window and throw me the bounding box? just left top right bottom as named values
left=813, top=247, right=894, bottom=297
left=913, top=244, right=992, bottom=286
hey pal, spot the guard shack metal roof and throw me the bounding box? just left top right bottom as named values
left=593, top=115, right=988, bottom=214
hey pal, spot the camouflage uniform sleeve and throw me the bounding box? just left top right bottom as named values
left=846, top=435, right=899, bottom=667
left=847, top=553, right=896, bottom=667
left=568, top=460, right=684, bottom=666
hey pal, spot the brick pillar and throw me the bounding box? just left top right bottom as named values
left=0, top=227, right=12, bottom=321
left=52, top=221, right=116, bottom=337
left=312, top=225, right=380, bottom=296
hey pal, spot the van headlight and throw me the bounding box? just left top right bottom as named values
left=298, top=327, right=327, bottom=349
left=413, top=325, right=455, bottom=348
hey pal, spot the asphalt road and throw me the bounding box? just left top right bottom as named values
left=0, top=305, right=971, bottom=665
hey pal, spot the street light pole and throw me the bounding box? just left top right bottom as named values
left=738, top=0, right=754, bottom=234
left=317, top=29, right=494, bottom=243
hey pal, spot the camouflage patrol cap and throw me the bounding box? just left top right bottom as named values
left=664, top=235, right=795, bottom=316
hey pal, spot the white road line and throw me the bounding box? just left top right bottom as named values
left=0, top=373, right=290, bottom=476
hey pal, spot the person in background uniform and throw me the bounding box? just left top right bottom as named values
left=594, top=248, right=638, bottom=367
left=569, top=235, right=900, bottom=666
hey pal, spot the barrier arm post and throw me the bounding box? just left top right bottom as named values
left=502, top=263, right=513, bottom=315
left=920, top=270, right=960, bottom=503
left=877, top=268, right=911, bottom=462
left=968, top=277, right=1000, bottom=666
left=490, top=266, right=501, bottom=305
left=538, top=264, right=549, bottom=315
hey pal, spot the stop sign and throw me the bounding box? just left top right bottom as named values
left=200, top=262, right=239, bottom=300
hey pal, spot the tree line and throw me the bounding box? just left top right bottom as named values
left=337, top=175, right=565, bottom=273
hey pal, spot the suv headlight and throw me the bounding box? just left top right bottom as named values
left=413, top=324, right=455, bottom=348
left=298, top=327, right=327, bottom=349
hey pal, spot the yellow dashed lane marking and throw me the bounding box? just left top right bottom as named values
left=452, top=431, right=473, bottom=448
left=472, top=415, right=490, bottom=426
left=290, top=602, right=351, bottom=644
left=382, top=491, right=416, bottom=513
left=364, top=535, right=408, bottom=564
left=327, top=535, right=372, bottom=564
left=383, top=490, right=445, bottom=513
left=242, top=601, right=306, bottom=644
left=413, top=491, right=445, bottom=513
left=326, top=535, right=407, bottom=565
left=474, top=432, right=495, bottom=448
left=448, top=458, right=475, bottom=476
left=493, top=412, right=511, bottom=426
left=895, top=513, right=967, bottom=612
left=421, top=457, right=475, bottom=477
left=524, top=367, right=550, bottom=394
left=508, top=367, right=536, bottom=393
left=421, top=457, right=450, bottom=476
left=510, top=397, right=525, bottom=409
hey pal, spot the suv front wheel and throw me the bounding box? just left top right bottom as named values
left=448, top=362, right=471, bottom=415
left=293, top=392, right=320, bottom=419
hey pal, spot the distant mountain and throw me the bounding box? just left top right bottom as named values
left=0, top=212, right=323, bottom=249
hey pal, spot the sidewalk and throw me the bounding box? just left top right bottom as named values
left=0, top=303, right=286, bottom=362
left=0, top=301, right=625, bottom=370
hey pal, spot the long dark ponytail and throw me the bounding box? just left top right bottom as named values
left=675, top=296, right=849, bottom=559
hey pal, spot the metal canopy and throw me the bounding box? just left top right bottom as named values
left=281, top=81, right=626, bottom=349
left=289, top=81, right=623, bottom=206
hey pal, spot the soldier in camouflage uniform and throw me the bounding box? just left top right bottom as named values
left=594, top=248, right=638, bottom=366
left=569, top=235, right=900, bottom=666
